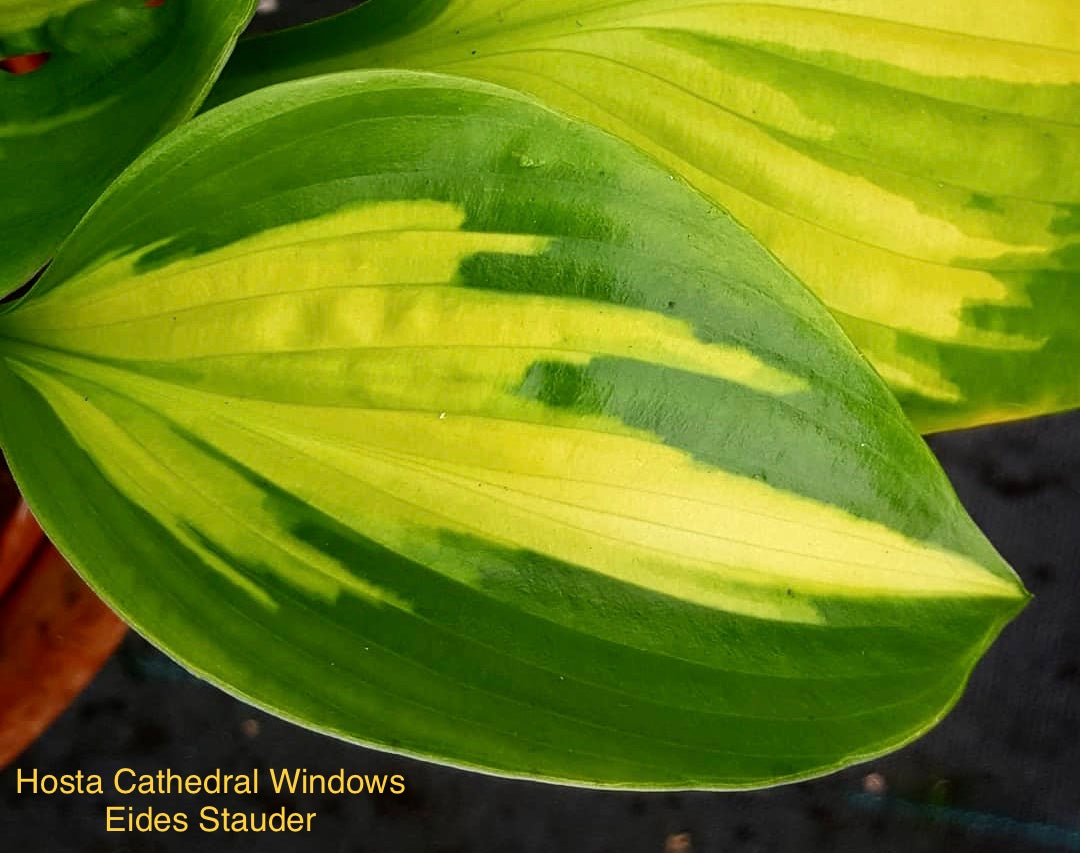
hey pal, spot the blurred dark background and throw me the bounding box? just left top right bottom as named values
left=3, top=2, right=1079, bottom=851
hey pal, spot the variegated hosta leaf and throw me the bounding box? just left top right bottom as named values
left=0, top=0, right=256, bottom=293
left=208, top=0, right=1080, bottom=434
left=0, top=71, right=1026, bottom=787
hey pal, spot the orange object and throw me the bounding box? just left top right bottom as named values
left=0, top=500, right=44, bottom=597
left=0, top=535, right=126, bottom=768
left=0, top=53, right=50, bottom=74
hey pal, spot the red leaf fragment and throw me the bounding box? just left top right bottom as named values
left=0, top=53, right=50, bottom=74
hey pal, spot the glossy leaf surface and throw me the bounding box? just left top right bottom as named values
left=209, top=0, right=1080, bottom=433
left=0, top=71, right=1026, bottom=787
left=0, top=0, right=255, bottom=293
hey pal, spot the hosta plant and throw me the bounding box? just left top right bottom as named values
left=0, top=0, right=1073, bottom=788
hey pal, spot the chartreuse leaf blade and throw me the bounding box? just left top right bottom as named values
left=0, top=71, right=1025, bottom=787
left=208, top=0, right=1080, bottom=433
left=0, top=0, right=256, bottom=294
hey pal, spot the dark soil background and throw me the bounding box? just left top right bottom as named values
left=3, top=3, right=1080, bottom=851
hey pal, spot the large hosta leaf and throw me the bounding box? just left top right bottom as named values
left=0, top=0, right=256, bottom=293
left=0, top=71, right=1025, bottom=787
left=208, top=0, right=1080, bottom=433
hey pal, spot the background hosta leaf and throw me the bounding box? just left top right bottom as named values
left=0, top=0, right=94, bottom=33
left=208, top=0, right=1080, bottom=433
left=0, top=0, right=256, bottom=294
left=0, top=71, right=1025, bottom=787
